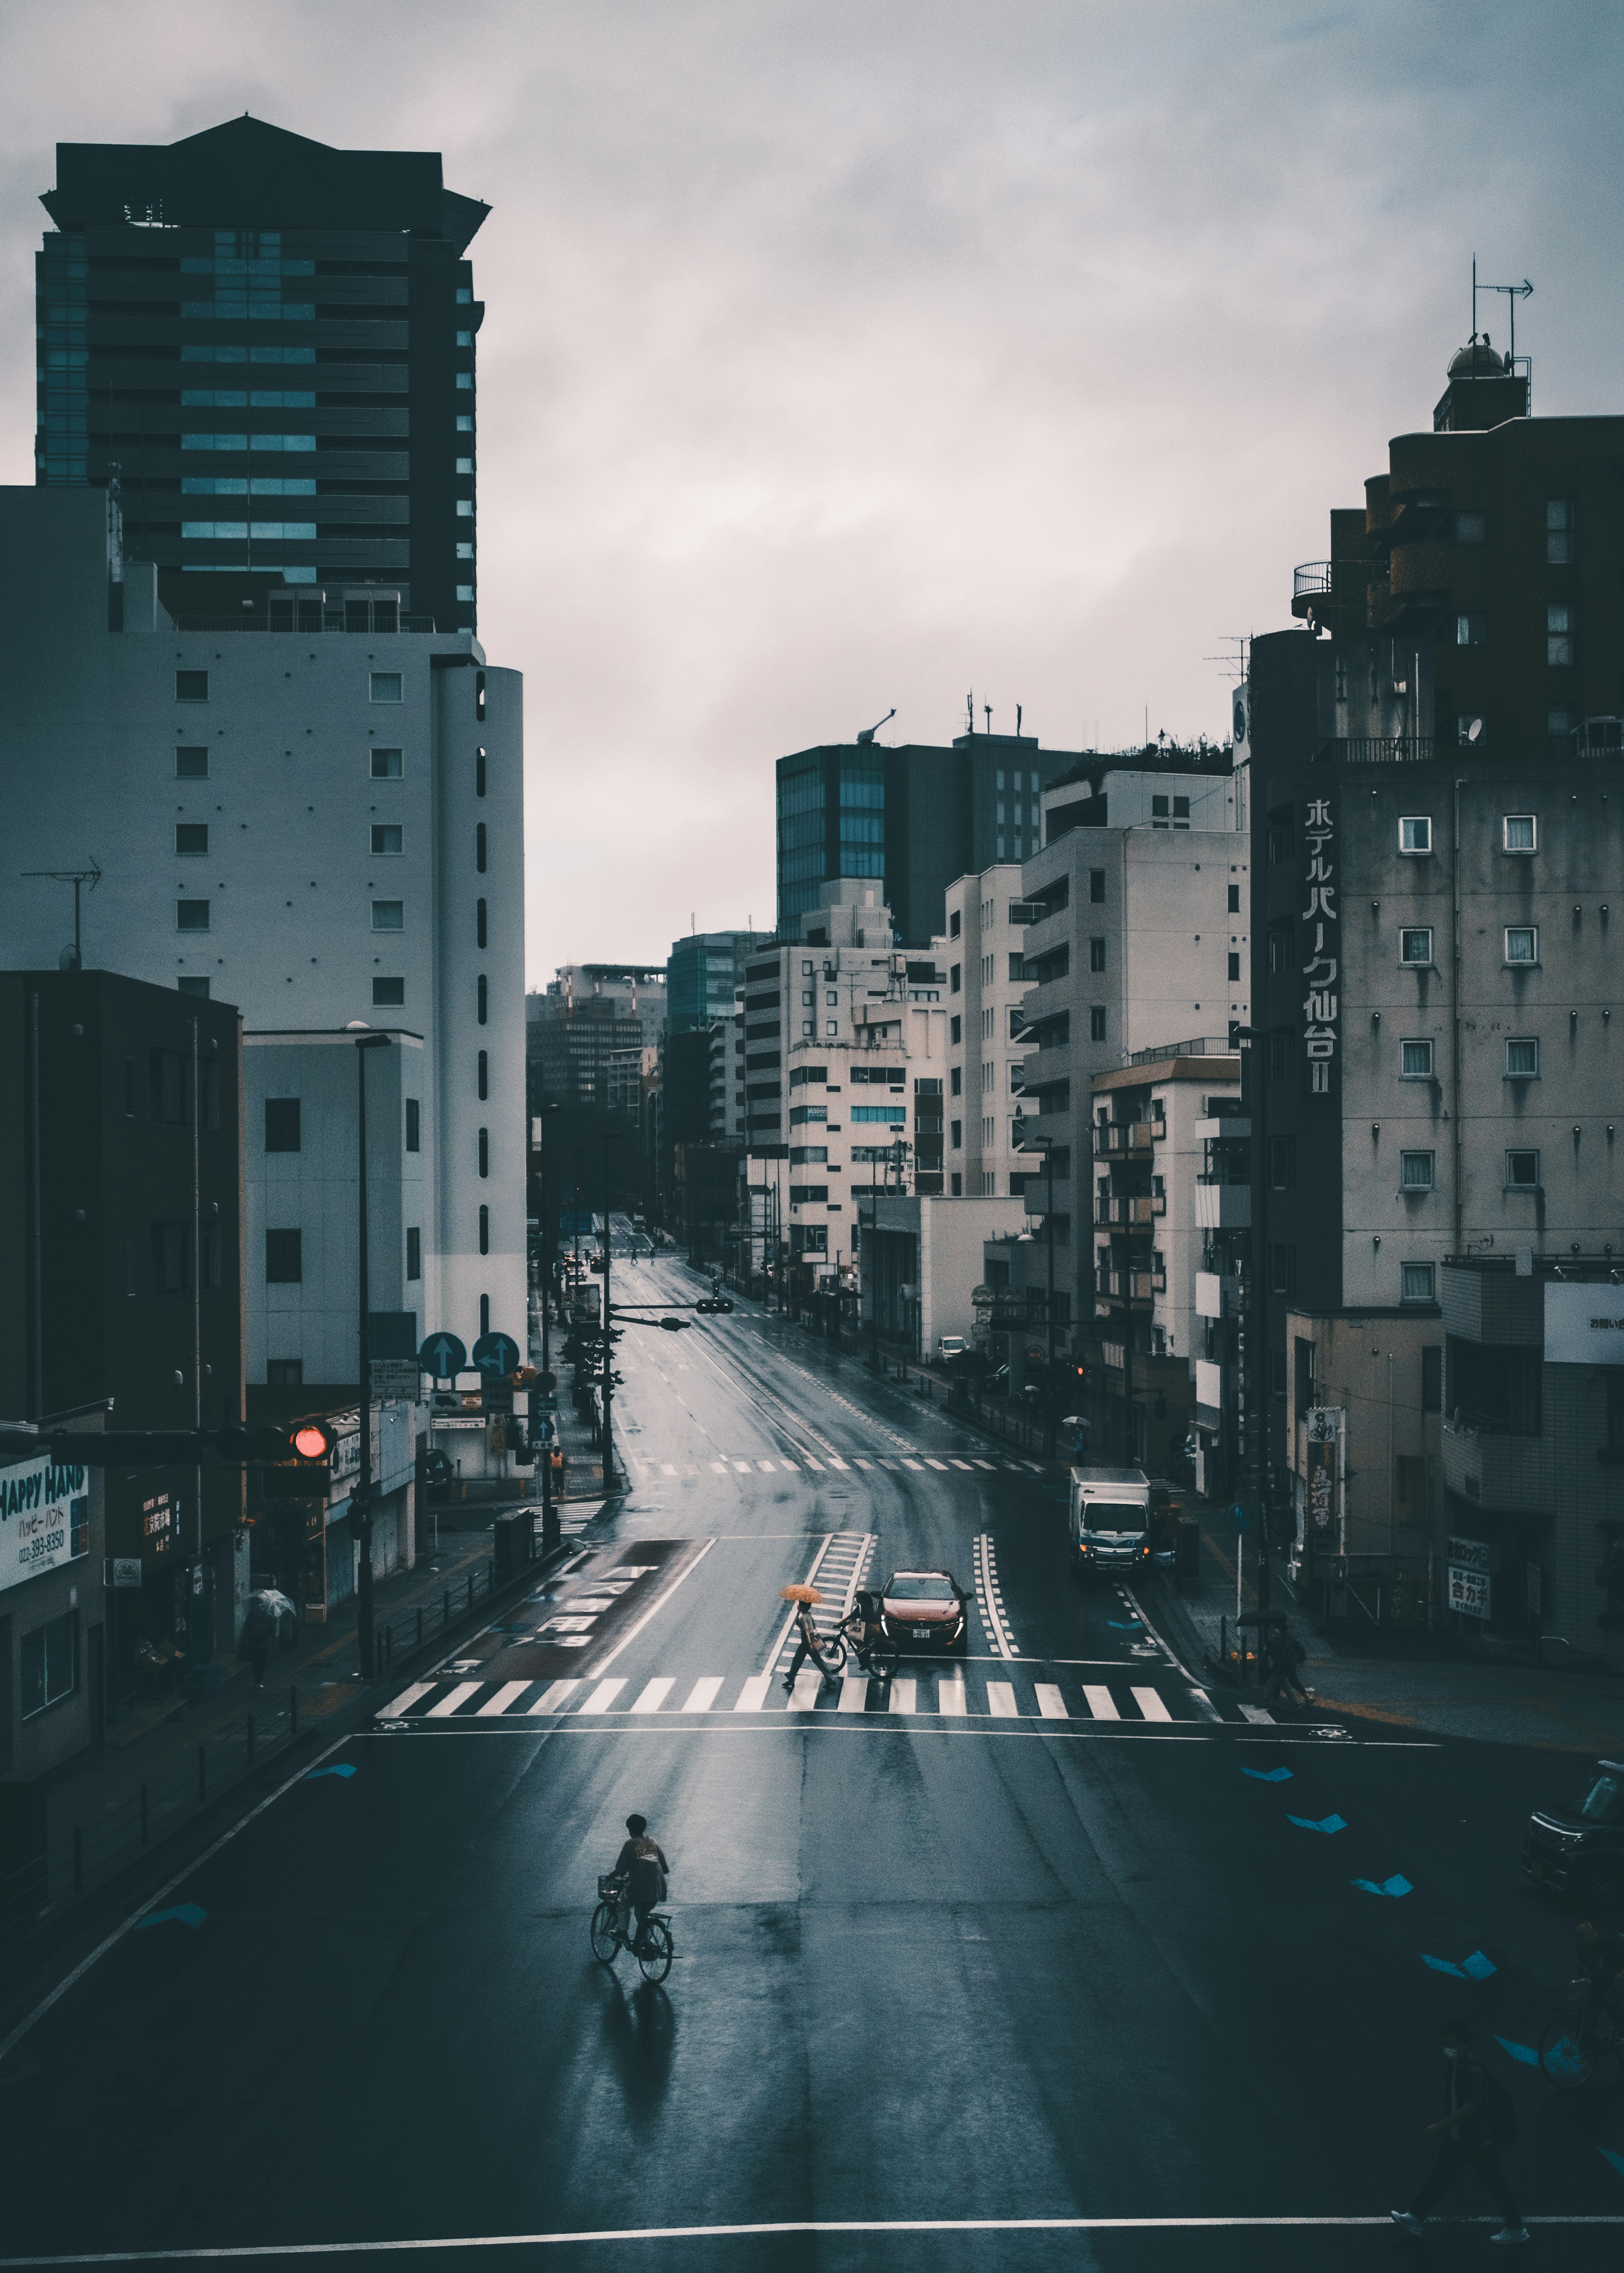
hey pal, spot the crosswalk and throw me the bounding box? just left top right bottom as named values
left=379, top=1666, right=1197, bottom=1726
left=628, top=1452, right=1047, bottom=1478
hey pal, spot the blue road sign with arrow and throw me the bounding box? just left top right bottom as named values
left=472, top=1331, right=521, bottom=1377
left=419, top=1332, right=467, bottom=1379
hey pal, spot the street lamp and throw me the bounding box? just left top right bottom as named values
left=348, top=1025, right=392, bottom=1679
left=1019, top=1132, right=1058, bottom=1458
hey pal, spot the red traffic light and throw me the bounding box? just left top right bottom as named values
left=291, top=1422, right=333, bottom=1461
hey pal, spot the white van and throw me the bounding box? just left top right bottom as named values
left=936, top=1335, right=969, bottom=1365
left=1068, top=1465, right=1153, bottom=1582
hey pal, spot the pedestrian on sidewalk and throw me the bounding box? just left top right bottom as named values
left=1261, top=1623, right=1309, bottom=1714
left=242, top=1594, right=277, bottom=1690
left=1391, top=2019, right=1528, bottom=2247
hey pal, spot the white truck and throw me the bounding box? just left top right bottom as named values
left=1068, top=1464, right=1154, bottom=1583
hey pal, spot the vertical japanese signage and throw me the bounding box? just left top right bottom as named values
left=1301, top=797, right=1338, bottom=1086
left=1447, top=1534, right=1491, bottom=1621
left=1304, top=1407, right=1344, bottom=1560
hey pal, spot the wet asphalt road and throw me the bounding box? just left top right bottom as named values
left=2, top=1259, right=1621, bottom=2273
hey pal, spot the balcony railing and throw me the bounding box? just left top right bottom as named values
left=172, top=609, right=438, bottom=634
left=1293, top=561, right=1333, bottom=598
left=1094, top=1194, right=1162, bottom=1227
left=1092, top=1120, right=1160, bottom=1157
left=1095, top=1268, right=1158, bottom=1303
left=1314, top=736, right=1436, bottom=765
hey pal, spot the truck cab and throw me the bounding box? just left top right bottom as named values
left=1068, top=1464, right=1153, bottom=1583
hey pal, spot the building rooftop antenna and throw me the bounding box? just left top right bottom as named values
left=855, top=707, right=895, bottom=745
left=22, top=856, right=101, bottom=967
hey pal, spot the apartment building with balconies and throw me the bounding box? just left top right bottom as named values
left=942, top=866, right=1031, bottom=1200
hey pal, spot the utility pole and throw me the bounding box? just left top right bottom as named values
left=1229, top=1023, right=1273, bottom=1622
left=351, top=1029, right=391, bottom=1677
left=601, top=1135, right=618, bottom=1494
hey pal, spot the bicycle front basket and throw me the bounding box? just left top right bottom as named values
left=597, top=1875, right=620, bottom=1900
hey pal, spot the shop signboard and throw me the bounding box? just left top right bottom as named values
left=1543, top=1280, right=1624, bottom=1365
left=1304, top=1407, right=1343, bottom=1555
left=1447, top=1533, right=1491, bottom=1621
left=0, top=1453, right=89, bottom=1590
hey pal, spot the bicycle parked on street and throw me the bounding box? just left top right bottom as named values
left=590, top=1874, right=674, bottom=1983
left=1537, top=1979, right=1623, bottom=2087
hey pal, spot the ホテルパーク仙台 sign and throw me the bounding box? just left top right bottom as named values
left=0, top=1454, right=89, bottom=1591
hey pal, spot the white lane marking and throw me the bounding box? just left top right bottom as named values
left=788, top=1670, right=823, bottom=1710
left=379, top=1681, right=433, bottom=1717
left=890, top=1678, right=917, bottom=1714
left=586, top=1537, right=715, bottom=1677
left=527, top=1680, right=581, bottom=1715
left=923, top=1458, right=949, bottom=1471
left=827, top=1456, right=849, bottom=1470
left=760, top=1532, right=839, bottom=1673
left=757, top=1460, right=776, bottom=1472
left=681, top=1677, right=724, bottom=1712
left=974, top=1533, right=1017, bottom=1660
left=838, top=1675, right=870, bottom=1713
left=971, top=1459, right=996, bottom=1470
left=1132, top=1687, right=1172, bottom=1723
left=1035, top=1683, right=1067, bottom=1719
left=710, top=1460, right=727, bottom=1472
left=877, top=1459, right=897, bottom=1470
left=902, top=1459, right=924, bottom=1471
left=779, top=1460, right=798, bottom=1471
left=735, top=1674, right=772, bottom=1711
left=426, top=1682, right=481, bottom=1718
left=948, top=1459, right=972, bottom=1471
left=853, top=1459, right=873, bottom=1469
left=938, top=1677, right=967, bottom=1715
left=0, top=1727, right=355, bottom=2076
left=630, top=1678, right=675, bottom=1714
left=476, top=1682, right=529, bottom=1717
left=804, top=1456, right=825, bottom=1471
left=987, top=1681, right=1018, bottom=1718
left=579, top=1680, right=627, bottom=1713
left=660, top=1463, right=677, bottom=1476
left=1082, top=1685, right=1120, bottom=1720
left=1239, top=1703, right=1276, bottom=1725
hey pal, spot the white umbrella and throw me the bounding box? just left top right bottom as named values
left=249, top=1588, right=299, bottom=1621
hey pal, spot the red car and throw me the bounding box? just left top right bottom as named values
left=878, top=1568, right=968, bottom=1656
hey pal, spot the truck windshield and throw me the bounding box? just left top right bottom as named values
left=1577, top=1772, right=1623, bottom=1824
left=1081, top=1503, right=1147, bottom=1531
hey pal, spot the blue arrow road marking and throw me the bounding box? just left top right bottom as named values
left=1495, top=2037, right=1540, bottom=2067
left=138, top=1903, right=207, bottom=1930
left=1352, top=1873, right=1413, bottom=1897
left=1107, top=1619, right=1141, bottom=1630
left=1241, top=1766, right=1294, bottom=1782
left=1287, top=1813, right=1347, bottom=1834
left=305, top=1763, right=357, bottom=1780
left=1601, top=2147, right=1624, bottom=2179
left=1423, top=1951, right=1497, bottom=1979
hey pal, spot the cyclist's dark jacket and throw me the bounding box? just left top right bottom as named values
left=614, top=1837, right=669, bottom=1905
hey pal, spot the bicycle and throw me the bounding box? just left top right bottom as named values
left=590, top=1875, right=675, bottom=1983
left=830, top=1604, right=900, bottom=1681
left=1537, top=1980, right=1623, bottom=2088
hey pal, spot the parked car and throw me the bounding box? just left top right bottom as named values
left=877, top=1568, right=969, bottom=1656
left=936, top=1335, right=968, bottom=1365
left=1522, top=1759, right=1624, bottom=1903
left=695, top=1295, right=734, bottom=1314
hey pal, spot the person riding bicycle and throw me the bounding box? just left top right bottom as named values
left=609, top=1813, right=669, bottom=1952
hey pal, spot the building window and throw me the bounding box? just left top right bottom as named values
left=1547, top=497, right=1573, bottom=565
left=1228, top=884, right=1241, bottom=913
left=478, top=1127, right=489, bottom=1177
left=176, top=746, right=208, bottom=779
left=1267, top=823, right=1290, bottom=865
left=477, top=974, right=487, bottom=1024
left=949, top=1120, right=962, bottom=1149
left=1503, top=925, right=1538, bottom=965
left=950, top=1173, right=963, bottom=1195
left=1503, top=814, right=1536, bottom=854
left=1421, top=1346, right=1443, bottom=1411
left=1505, top=1036, right=1539, bottom=1077
left=371, top=748, right=403, bottom=779
left=1547, top=707, right=1574, bottom=759
left=949, top=910, right=961, bottom=938
left=372, top=900, right=403, bottom=932
left=405, top=1097, right=420, bottom=1151
left=1400, top=1039, right=1434, bottom=1078
left=1400, top=1151, right=1435, bottom=1190
left=265, top=1228, right=303, bottom=1283
left=1267, top=1135, right=1296, bottom=1190
left=1399, top=928, right=1433, bottom=965
left=1227, top=952, right=1241, bottom=981
left=177, top=977, right=210, bottom=999
left=1399, top=815, right=1432, bottom=855
left=1505, top=1149, right=1541, bottom=1190
left=1547, top=603, right=1574, bottom=667
left=1089, top=938, right=1106, bottom=972
left=949, top=1067, right=962, bottom=1097
left=477, top=1049, right=488, bottom=1100
left=406, top=1227, right=421, bottom=1280
left=266, top=1359, right=303, bottom=1387
left=176, top=823, right=208, bottom=857
left=1089, top=1006, right=1106, bottom=1041
left=1453, top=510, right=1486, bottom=543
left=1267, top=1242, right=1297, bottom=1297
left=949, top=1015, right=961, bottom=1045
left=369, top=672, right=403, bottom=704
left=1151, top=795, right=1169, bottom=817
left=176, top=670, right=208, bottom=703
left=475, top=823, right=488, bottom=875
left=478, top=1204, right=490, bottom=1256
left=1400, top=1262, right=1435, bottom=1303
left=476, top=898, right=488, bottom=948
left=370, top=825, right=403, bottom=856
left=21, top=1611, right=78, bottom=1719
left=373, top=977, right=404, bottom=1006
left=264, top=1097, right=301, bottom=1152
left=1089, top=869, right=1106, bottom=903
left=1454, top=613, right=1487, bottom=647
left=177, top=899, right=210, bottom=932
left=1267, top=921, right=1292, bottom=976
left=476, top=748, right=487, bottom=798
left=1457, top=714, right=1485, bottom=746
left=825, top=1020, right=838, bottom=1036
left=950, top=964, right=961, bottom=993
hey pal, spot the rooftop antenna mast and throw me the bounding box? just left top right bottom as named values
left=1482, top=273, right=1533, bottom=368
left=22, top=856, right=102, bottom=968
left=855, top=707, right=895, bottom=746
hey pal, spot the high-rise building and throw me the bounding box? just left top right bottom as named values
left=776, top=724, right=1090, bottom=945
left=942, top=864, right=1037, bottom=1201
left=0, top=486, right=525, bottom=1381
left=665, top=929, right=775, bottom=1036
left=37, top=115, right=487, bottom=633
left=1247, top=330, right=1624, bottom=1663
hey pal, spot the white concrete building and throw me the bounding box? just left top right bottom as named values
left=0, top=489, right=524, bottom=1378
left=943, top=864, right=1031, bottom=1198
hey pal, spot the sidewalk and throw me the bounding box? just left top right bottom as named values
left=1152, top=1500, right=1624, bottom=1756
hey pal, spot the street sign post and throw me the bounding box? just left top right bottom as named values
left=472, top=1331, right=521, bottom=1378
left=418, top=1332, right=468, bottom=1381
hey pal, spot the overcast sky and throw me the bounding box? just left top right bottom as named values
left=1, top=1, right=1619, bottom=985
